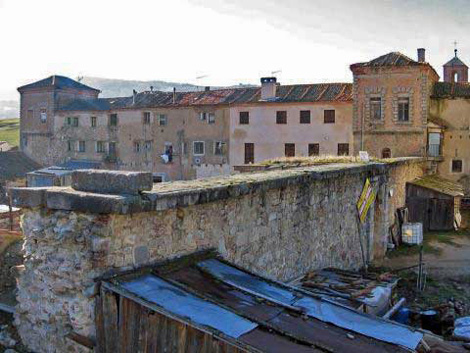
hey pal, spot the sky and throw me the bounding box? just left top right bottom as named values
left=0, top=0, right=468, bottom=100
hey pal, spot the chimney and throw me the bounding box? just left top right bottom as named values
left=132, top=89, right=137, bottom=105
left=150, top=85, right=154, bottom=92
left=417, top=48, right=426, bottom=63
left=260, top=77, right=277, bottom=100
left=205, top=86, right=210, bottom=91
left=172, top=87, right=176, bottom=104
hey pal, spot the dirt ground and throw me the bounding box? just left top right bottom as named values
left=375, top=230, right=470, bottom=338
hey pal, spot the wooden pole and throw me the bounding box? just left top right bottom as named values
left=8, top=189, right=13, bottom=231
left=356, top=216, right=368, bottom=273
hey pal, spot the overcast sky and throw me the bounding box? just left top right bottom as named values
left=0, top=0, right=467, bottom=100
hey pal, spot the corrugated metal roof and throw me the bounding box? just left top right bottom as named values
left=105, top=252, right=422, bottom=353
left=17, top=75, right=100, bottom=92
left=409, top=175, right=464, bottom=197
left=58, top=83, right=352, bottom=112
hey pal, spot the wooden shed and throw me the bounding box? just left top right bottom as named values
left=406, top=175, right=464, bottom=231
left=95, top=251, right=424, bottom=353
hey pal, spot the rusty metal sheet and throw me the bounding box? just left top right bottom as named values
left=240, top=328, right=323, bottom=353
left=120, top=274, right=258, bottom=338
left=268, top=312, right=409, bottom=353
left=197, top=259, right=422, bottom=350
left=162, top=266, right=284, bottom=322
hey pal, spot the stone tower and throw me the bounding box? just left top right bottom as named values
left=443, top=49, right=468, bottom=83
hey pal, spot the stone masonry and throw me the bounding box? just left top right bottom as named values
left=11, top=158, right=425, bottom=353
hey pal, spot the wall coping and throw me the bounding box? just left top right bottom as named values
left=10, top=158, right=425, bottom=214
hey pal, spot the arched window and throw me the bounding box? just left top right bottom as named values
left=382, top=148, right=391, bottom=159
left=453, top=71, right=459, bottom=82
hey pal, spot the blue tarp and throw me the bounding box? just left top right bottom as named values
left=120, top=274, right=258, bottom=338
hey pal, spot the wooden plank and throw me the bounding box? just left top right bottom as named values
left=95, top=290, right=105, bottom=353
left=102, top=289, right=119, bottom=353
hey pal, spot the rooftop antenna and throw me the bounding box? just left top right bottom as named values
left=271, top=70, right=282, bottom=76
left=77, top=75, right=84, bottom=82
left=454, top=40, right=458, bottom=57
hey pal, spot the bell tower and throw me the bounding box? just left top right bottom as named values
left=443, top=45, right=468, bottom=83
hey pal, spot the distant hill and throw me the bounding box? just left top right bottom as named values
left=1, top=77, right=254, bottom=119
left=0, top=100, right=19, bottom=119
left=81, top=76, right=254, bottom=98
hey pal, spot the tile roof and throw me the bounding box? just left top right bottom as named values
left=0, top=151, right=42, bottom=182
left=432, top=81, right=470, bottom=99
left=409, top=175, right=464, bottom=197
left=351, top=52, right=424, bottom=68
left=103, top=251, right=424, bottom=353
left=444, top=56, right=468, bottom=67
left=17, top=75, right=100, bottom=92
left=58, top=83, right=352, bottom=111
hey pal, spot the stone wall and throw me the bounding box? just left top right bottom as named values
left=11, top=159, right=425, bottom=353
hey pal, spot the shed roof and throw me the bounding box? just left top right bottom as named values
left=17, top=75, right=100, bottom=92
left=58, top=82, right=352, bottom=111
left=104, top=251, right=423, bottom=353
left=409, top=175, right=464, bottom=197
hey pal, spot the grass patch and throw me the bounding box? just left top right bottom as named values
left=0, top=118, right=20, bottom=147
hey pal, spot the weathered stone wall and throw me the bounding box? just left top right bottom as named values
left=11, top=159, right=425, bottom=353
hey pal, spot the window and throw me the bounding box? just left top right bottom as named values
left=78, top=141, right=86, bottom=153
left=452, top=159, right=463, bottom=173
left=398, top=97, right=410, bottom=122
left=96, top=141, right=106, bottom=153
left=214, top=141, right=226, bottom=155
left=370, top=97, right=382, bottom=120
left=193, top=141, right=205, bottom=155
left=324, top=110, right=335, bottom=124
left=245, top=143, right=254, bottom=164
left=40, top=109, right=47, bottom=123
left=338, top=143, right=349, bottom=156
left=144, top=140, right=153, bottom=151
left=300, top=110, right=311, bottom=124
left=276, top=111, right=287, bottom=124
left=27, top=110, right=33, bottom=119
left=158, top=114, right=167, bottom=126
left=182, top=142, right=188, bottom=155
left=109, top=113, right=118, bottom=126
left=199, top=112, right=207, bottom=121
left=382, top=148, right=391, bottom=159
left=285, top=143, right=295, bottom=157
left=67, top=117, right=79, bottom=127
left=108, top=142, right=117, bottom=155
left=91, top=116, right=97, bottom=127
left=239, top=112, right=249, bottom=124
left=308, top=143, right=319, bottom=156
left=143, top=112, right=151, bottom=125
left=208, top=113, right=215, bottom=124
left=133, top=141, right=141, bottom=153
left=67, top=140, right=74, bottom=152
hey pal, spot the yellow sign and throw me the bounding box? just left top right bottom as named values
left=357, top=178, right=376, bottom=223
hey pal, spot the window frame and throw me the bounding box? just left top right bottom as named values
left=78, top=140, right=86, bottom=153
left=158, top=114, right=167, bottom=126
left=300, top=110, right=311, bottom=124
left=108, top=141, right=117, bottom=155
left=244, top=143, right=254, bottom=164
left=143, top=112, right=151, bottom=125
left=239, top=111, right=249, bottom=125
left=308, top=143, right=320, bottom=156
left=370, top=97, right=382, bottom=120
left=337, top=143, right=350, bottom=156
left=285, top=143, right=295, bottom=157
left=276, top=111, right=287, bottom=124
left=96, top=141, right=106, bottom=153
left=397, top=97, right=410, bottom=122
left=452, top=159, right=463, bottom=173
left=91, top=116, right=97, bottom=128
left=193, top=141, right=205, bottom=156
left=208, top=113, right=215, bottom=124
left=324, top=110, right=336, bottom=124
left=109, top=113, right=118, bottom=126
left=214, top=141, right=225, bottom=156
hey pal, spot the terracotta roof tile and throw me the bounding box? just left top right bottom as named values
left=432, top=82, right=470, bottom=99
left=58, top=83, right=352, bottom=111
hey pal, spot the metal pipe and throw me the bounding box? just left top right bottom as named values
left=383, top=298, right=406, bottom=320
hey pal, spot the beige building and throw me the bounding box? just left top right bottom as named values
left=229, top=79, right=353, bottom=165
